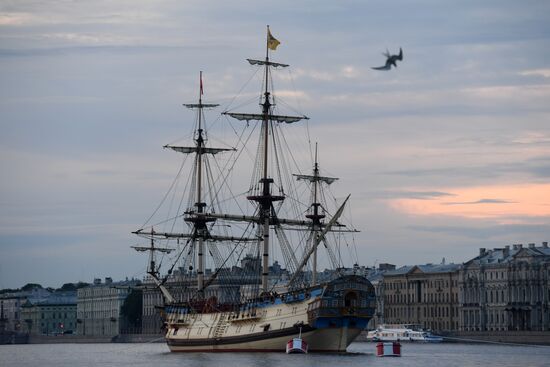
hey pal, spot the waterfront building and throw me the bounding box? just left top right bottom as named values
left=365, top=263, right=396, bottom=329
left=20, top=291, right=77, bottom=335
left=0, top=296, right=24, bottom=332
left=76, top=277, right=141, bottom=336
left=1, top=286, right=53, bottom=333
left=459, top=242, right=550, bottom=332
left=383, top=262, right=460, bottom=332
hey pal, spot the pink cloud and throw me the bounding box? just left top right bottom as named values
left=390, top=183, right=550, bottom=221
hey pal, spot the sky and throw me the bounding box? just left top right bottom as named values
left=1, top=0, right=549, bottom=289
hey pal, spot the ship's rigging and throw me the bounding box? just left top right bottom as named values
left=133, top=27, right=359, bottom=306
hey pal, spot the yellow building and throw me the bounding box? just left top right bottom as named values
left=383, top=263, right=460, bottom=332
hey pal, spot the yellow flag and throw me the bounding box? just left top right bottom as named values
left=267, top=28, right=280, bottom=50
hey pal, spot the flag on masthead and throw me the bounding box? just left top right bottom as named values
left=267, top=27, right=280, bottom=50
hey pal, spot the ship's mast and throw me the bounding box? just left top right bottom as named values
left=309, top=144, right=323, bottom=285
left=293, top=144, right=341, bottom=286
left=131, top=229, right=175, bottom=303
left=132, top=229, right=175, bottom=277
left=260, top=27, right=273, bottom=293
left=181, top=71, right=224, bottom=297
left=196, top=71, right=206, bottom=293
left=134, top=72, right=239, bottom=302
left=221, top=26, right=309, bottom=294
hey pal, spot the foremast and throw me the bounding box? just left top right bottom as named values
left=133, top=72, right=234, bottom=301
left=188, top=71, right=212, bottom=293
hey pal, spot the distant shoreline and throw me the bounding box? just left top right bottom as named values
left=356, top=330, right=550, bottom=346
left=3, top=331, right=549, bottom=346
left=1, top=333, right=165, bottom=345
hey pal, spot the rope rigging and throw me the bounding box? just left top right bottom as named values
left=133, top=54, right=360, bottom=306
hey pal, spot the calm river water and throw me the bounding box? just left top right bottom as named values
left=1, top=342, right=550, bottom=367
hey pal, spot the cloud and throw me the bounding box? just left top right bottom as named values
left=0, top=3, right=169, bottom=27
left=443, top=198, right=516, bottom=205
left=519, top=68, right=550, bottom=78
left=0, top=12, right=37, bottom=26
left=364, top=190, right=456, bottom=200
left=409, top=223, right=550, bottom=240
left=275, top=89, right=311, bottom=101
left=383, top=155, right=550, bottom=180
left=391, top=183, right=550, bottom=221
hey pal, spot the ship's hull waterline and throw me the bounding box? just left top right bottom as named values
left=166, top=327, right=362, bottom=352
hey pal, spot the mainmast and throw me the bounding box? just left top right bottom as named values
left=259, top=26, right=277, bottom=293
left=223, top=26, right=308, bottom=293
left=195, top=71, right=207, bottom=293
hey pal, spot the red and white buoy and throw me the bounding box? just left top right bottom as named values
left=286, top=327, right=308, bottom=354
left=376, top=341, right=401, bottom=357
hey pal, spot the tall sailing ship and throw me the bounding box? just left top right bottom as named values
left=132, top=27, right=376, bottom=352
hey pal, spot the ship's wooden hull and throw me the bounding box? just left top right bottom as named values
left=167, top=326, right=361, bottom=352
left=163, top=276, right=376, bottom=352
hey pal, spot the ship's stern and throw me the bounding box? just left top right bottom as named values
left=306, top=274, right=376, bottom=351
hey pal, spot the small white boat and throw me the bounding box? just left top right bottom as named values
left=367, top=324, right=443, bottom=343
left=286, top=328, right=308, bottom=354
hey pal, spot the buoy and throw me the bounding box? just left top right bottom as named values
left=376, top=341, right=401, bottom=357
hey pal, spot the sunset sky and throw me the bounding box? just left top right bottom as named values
left=1, top=1, right=549, bottom=288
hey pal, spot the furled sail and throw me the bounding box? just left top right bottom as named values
left=223, top=112, right=308, bottom=124
left=247, top=59, right=289, bottom=68
left=293, top=173, right=339, bottom=185
left=202, top=212, right=345, bottom=228
left=132, top=229, right=259, bottom=242
left=183, top=103, right=220, bottom=109
left=163, top=145, right=235, bottom=154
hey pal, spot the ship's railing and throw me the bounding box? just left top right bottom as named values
left=228, top=307, right=267, bottom=322
left=308, top=306, right=374, bottom=318
left=307, top=298, right=375, bottom=320
left=308, top=298, right=375, bottom=309
left=331, top=281, right=372, bottom=292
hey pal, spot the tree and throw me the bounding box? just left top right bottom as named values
left=120, top=289, right=143, bottom=333
left=21, top=283, right=43, bottom=291
left=75, top=282, right=90, bottom=289
left=56, top=282, right=90, bottom=291
left=58, top=283, right=77, bottom=292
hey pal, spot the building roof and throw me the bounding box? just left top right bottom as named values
left=465, top=243, right=550, bottom=267
left=82, top=278, right=141, bottom=289
left=384, top=263, right=460, bottom=277
left=22, top=291, right=76, bottom=307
